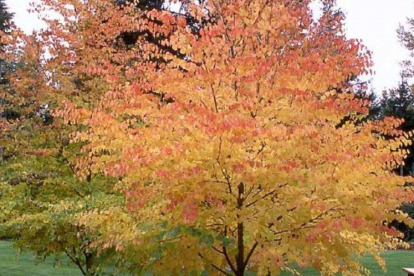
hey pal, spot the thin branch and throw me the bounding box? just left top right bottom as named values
left=244, top=241, right=259, bottom=268
left=72, top=187, right=85, bottom=198
left=222, top=226, right=237, bottom=275
left=244, top=185, right=255, bottom=200
left=272, top=206, right=343, bottom=235
left=223, top=246, right=237, bottom=275
left=216, top=137, right=223, bottom=164
left=64, top=249, right=86, bottom=276
left=256, top=141, right=266, bottom=157
left=221, top=168, right=235, bottom=198
left=212, top=246, right=225, bottom=254
left=212, top=264, right=231, bottom=276
left=199, top=252, right=230, bottom=276
left=246, top=189, right=278, bottom=208
left=211, top=84, right=219, bottom=113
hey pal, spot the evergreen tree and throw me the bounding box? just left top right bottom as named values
left=379, top=75, right=414, bottom=128
left=372, top=18, right=414, bottom=240
left=378, top=75, right=414, bottom=176
left=0, top=0, right=12, bottom=33
left=0, top=0, right=13, bottom=83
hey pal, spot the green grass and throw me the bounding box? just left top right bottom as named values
left=0, top=240, right=414, bottom=275
left=0, top=241, right=80, bottom=276
left=361, top=250, right=414, bottom=275
left=280, top=250, right=414, bottom=276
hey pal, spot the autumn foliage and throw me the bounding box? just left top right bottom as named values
left=2, top=0, right=414, bottom=275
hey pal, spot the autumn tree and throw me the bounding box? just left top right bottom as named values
left=0, top=0, right=216, bottom=273
left=34, top=0, right=414, bottom=275
left=0, top=11, right=124, bottom=276
left=6, top=0, right=414, bottom=275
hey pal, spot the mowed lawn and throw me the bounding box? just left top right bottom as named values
left=1, top=241, right=414, bottom=276
left=281, top=250, right=414, bottom=276
left=0, top=241, right=80, bottom=276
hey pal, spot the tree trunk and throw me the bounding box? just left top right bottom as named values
left=236, top=222, right=245, bottom=276
left=236, top=183, right=245, bottom=276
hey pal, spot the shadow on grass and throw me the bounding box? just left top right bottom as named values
left=280, top=250, right=414, bottom=276
left=1, top=241, right=414, bottom=276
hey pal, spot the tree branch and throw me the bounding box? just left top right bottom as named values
left=244, top=241, right=259, bottom=268
left=223, top=245, right=237, bottom=275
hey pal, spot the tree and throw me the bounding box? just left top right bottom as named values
left=368, top=17, right=414, bottom=242
left=395, top=12, right=414, bottom=176
left=0, top=14, right=124, bottom=276
left=398, top=18, right=414, bottom=78
left=366, top=76, right=414, bottom=241
left=0, top=0, right=12, bottom=32
left=0, top=118, right=122, bottom=276
left=0, top=0, right=13, bottom=83
left=41, top=0, right=414, bottom=275
left=0, top=0, right=208, bottom=273
left=378, top=76, right=414, bottom=175
left=379, top=77, right=414, bottom=124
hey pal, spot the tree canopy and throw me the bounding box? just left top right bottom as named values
left=1, top=0, right=414, bottom=275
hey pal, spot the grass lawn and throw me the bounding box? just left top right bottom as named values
left=280, top=250, right=414, bottom=276
left=0, top=241, right=81, bottom=276
left=1, top=240, right=414, bottom=275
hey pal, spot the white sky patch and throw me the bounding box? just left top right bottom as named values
left=337, top=0, right=414, bottom=93
left=309, top=0, right=323, bottom=21
left=5, top=0, right=414, bottom=93
left=7, top=0, right=46, bottom=33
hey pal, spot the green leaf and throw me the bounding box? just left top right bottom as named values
left=200, top=233, right=214, bottom=246
left=165, top=226, right=181, bottom=239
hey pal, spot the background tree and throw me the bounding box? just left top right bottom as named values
left=398, top=17, right=414, bottom=79
left=368, top=75, right=414, bottom=241
left=0, top=0, right=180, bottom=272
left=0, top=0, right=214, bottom=274
left=364, top=18, right=414, bottom=242
left=0, top=11, right=125, bottom=276
left=395, top=15, right=414, bottom=176
left=0, top=0, right=12, bottom=32
left=0, top=0, right=14, bottom=163
left=0, top=0, right=13, bottom=84
left=378, top=75, right=414, bottom=175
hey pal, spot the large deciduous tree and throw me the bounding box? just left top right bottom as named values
left=8, top=0, right=414, bottom=275
left=49, top=0, right=414, bottom=275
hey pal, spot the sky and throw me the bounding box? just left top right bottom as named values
left=337, top=0, right=414, bottom=93
left=5, top=0, right=414, bottom=93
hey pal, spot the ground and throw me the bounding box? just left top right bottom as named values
left=1, top=241, right=414, bottom=275
left=0, top=241, right=78, bottom=276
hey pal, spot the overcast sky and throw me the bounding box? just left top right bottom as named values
left=5, top=0, right=414, bottom=93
